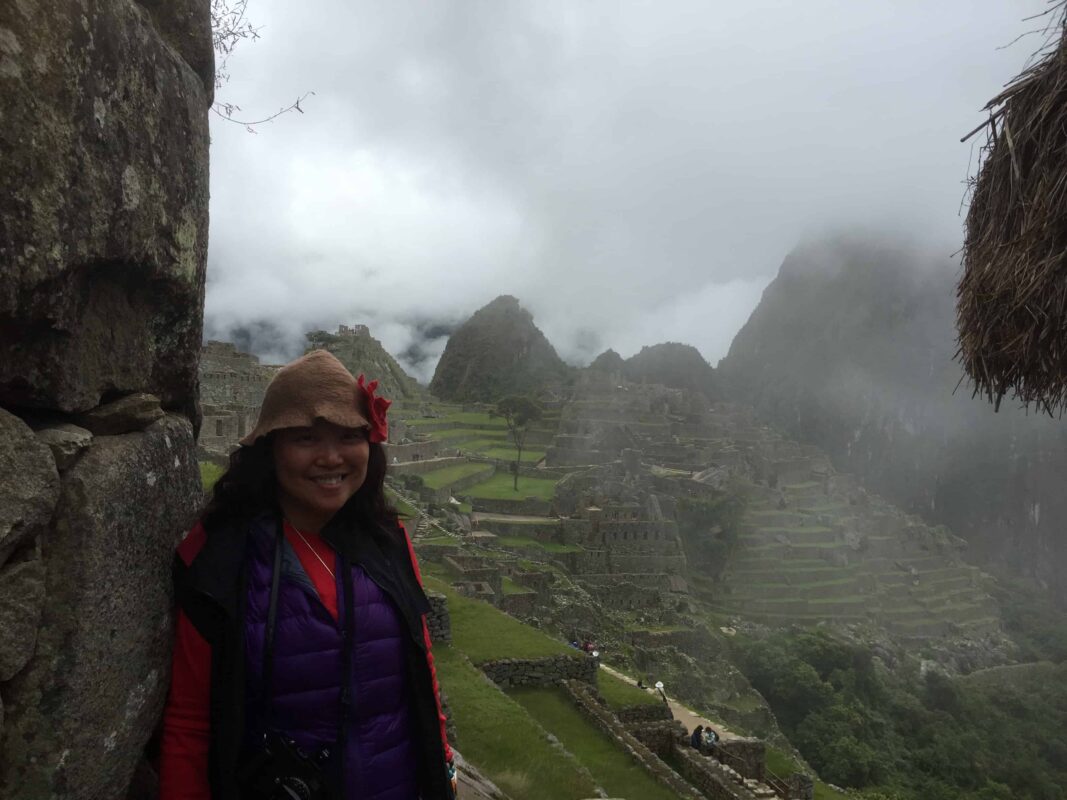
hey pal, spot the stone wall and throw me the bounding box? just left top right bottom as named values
left=672, top=746, right=756, bottom=800
left=615, top=703, right=674, bottom=725
left=714, top=739, right=766, bottom=782
left=386, top=440, right=444, bottom=463
left=480, top=654, right=597, bottom=688
left=197, top=341, right=277, bottom=458
left=0, top=0, right=211, bottom=795
left=470, top=496, right=553, bottom=516
left=559, top=680, right=704, bottom=800
left=391, top=456, right=469, bottom=477
left=426, top=593, right=452, bottom=644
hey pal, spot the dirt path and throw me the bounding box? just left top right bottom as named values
left=599, top=664, right=742, bottom=742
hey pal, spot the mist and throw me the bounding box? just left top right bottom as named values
left=204, top=1, right=1045, bottom=379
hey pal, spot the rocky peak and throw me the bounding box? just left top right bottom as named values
left=430, top=296, right=571, bottom=402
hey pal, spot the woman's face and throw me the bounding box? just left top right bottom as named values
left=272, top=419, right=370, bottom=530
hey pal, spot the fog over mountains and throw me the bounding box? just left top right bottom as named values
left=202, top=1, right=1042, bottom=380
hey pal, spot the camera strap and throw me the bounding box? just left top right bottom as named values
left=338, top=550, right=355, bottom=757
left=260, top=521, right=286, bottom=731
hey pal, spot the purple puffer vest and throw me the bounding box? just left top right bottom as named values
left=242, top=521, right=419, bottom=800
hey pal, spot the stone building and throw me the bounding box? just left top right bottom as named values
left=197, top=340, right=278, bottom=460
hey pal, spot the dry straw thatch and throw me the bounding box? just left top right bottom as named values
left=958, top=3, right=1067, bottom=413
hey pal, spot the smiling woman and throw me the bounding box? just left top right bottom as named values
left=160, top=350, right=457, bottom=800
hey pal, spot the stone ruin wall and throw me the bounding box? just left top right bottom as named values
left=0, top=1, right=211, bottom=797
left=197, top=340, right=278, bottom=461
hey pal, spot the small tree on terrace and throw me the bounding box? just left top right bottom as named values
left=493, top=396, right=543, bottom=491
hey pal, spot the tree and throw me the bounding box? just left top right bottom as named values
left=492, top=396, right=542, bottom=491
left=211, top=0, right=313, bottom=131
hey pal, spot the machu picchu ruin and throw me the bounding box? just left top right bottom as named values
left=181, top=286, right=1065, bottom=800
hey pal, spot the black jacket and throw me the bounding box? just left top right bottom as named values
left=172, top=514, right=455, bottom=800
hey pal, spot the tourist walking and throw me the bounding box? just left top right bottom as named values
left=160, top=350, right=456, bottom=800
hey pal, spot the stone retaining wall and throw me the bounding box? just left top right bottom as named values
left=426, top=593, right=452, bottom=644
left=559, top=680, right=704, bottom=800
left=629, top=720, right=688, bottom=757
left=615, top=703, right=674, bottom=725
left=391, top=456, right=469, bottom=476
left=386, top=440, right=444, bottom=463
left=470, top=496, right=553, bottom=517
left=499, top=591, right=538, bottom=616
left=672, top=746, right=755, bottom=800
left=715, top=739, right=766, bottom=782
left=480, top=655, right=597, bottom=688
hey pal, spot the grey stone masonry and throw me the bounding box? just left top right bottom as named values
left=560, top=679, right=705, bottom=800
left=480, top=654, right=597, bottom=688
left=426, top=593, right=452, bottom=644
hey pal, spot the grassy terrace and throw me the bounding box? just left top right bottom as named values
left=766, top=747, right=849, bottom=800
left=510, top=688, right=680, bottom=800
left=429, top=427, right=510, bottom=441
left=502, top=576, right=535, bottom=595
left=421, top=462, right=491, bottom=490
left=432, top=647, right=597, bottom=800
left=496, top=535, right=583, bottom=554
left=598, top=671, right=662, bottom=709
left=466, top=473, right=559, bottom=500
left=384, top=487, right=418, bottom=519
left=424, top=575, right=572, bottom=663
left=471, top=446, right=546, bottom=462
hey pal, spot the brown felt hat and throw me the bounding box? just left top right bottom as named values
left=239, top=350, right=370, bottom=446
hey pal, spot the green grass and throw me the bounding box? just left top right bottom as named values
left=598, top=671, right=662, bottom=709
left=432, top=647, right=597, bottom=800
left=425, top=576, right=573, bottom=664
left=430, top=427, right=510, bottom=441
left=766, top=747, right=850, bottom=800
left=415, top=535, right=460, bottom=547
left=509, top=688, right=680, bottom=800
left=466, top=473, right=559, bottom=500
left=421, top=462, right=492, bottom=490
left=385, top=487, right=418, bottom=519
left=502, top=576, right=535, bottom=595
left=468, top=445, right=546, bottom=463
left=496, top=535, right=583, bottom=554
left=199, top=461, right=224, bottom=491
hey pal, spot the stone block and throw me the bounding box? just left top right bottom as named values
left=0, top=415, right=202, bottom=799
left=0, top=0, right=211, bottom=415
left=0, top=409, right=60, bottom=566
left=0, top=555, right=45, bottom=682
left=79, top=393, right=165, bottom=435
left=34, top=423, right=94, bottom=471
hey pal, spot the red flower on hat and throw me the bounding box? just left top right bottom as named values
left=357, top=374, right=391, bottom=443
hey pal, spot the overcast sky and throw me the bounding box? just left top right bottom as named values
left=204, top=1, right=1044, bottom=381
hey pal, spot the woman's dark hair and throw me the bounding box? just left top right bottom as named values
left=201, top=434, right=397, bottom=534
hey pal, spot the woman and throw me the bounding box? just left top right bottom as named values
left=161, top=350, right=456, bottom=800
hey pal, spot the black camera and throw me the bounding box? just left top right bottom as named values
left=238, top=732, right=337, bottom=800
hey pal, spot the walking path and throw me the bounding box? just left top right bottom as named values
left=598, top=664, right=742, bottom=742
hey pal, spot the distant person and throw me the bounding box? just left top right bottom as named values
left=690, top=725, right=704, bottom=749
left=703, top=727, right=719, bottom=747
left=637, top=679, right=645, bottom=689
left=160, top=351, right=457, bottom=800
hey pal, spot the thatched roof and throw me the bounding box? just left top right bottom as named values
left=957, top=4, right=1067, bottom=412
